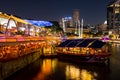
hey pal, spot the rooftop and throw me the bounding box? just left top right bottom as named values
left=108, top=0, right=120, bottom=6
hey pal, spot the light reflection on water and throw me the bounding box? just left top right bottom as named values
left=5, top=43, right=120, bottom=80
left=65, top=65, right=94, bottom=80
left=108, top=43, right=120, bottom=80
left=5, top=58, right=110, bottom=80
left=33, top=59, right=57, bottom=80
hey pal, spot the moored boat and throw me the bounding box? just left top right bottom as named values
left=55, top=38, right=111, bottom=64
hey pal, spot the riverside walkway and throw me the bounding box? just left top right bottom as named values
left=0, top=36, right=61, bottom=80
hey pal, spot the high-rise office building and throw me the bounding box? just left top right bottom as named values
left=107, top=0, right=120, bottom=35
left=73, top=9, right=80, bottom=35
left=59, top=9, right=81, bottom=34
left=59, top=17, right=73, bottom=32
left=73, top=9, right=80, bottom=21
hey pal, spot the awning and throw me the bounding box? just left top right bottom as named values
left=66, top=39, right=83, bottom=47
left=57, top=39, right=106, bottom=48
left=10, top=16, right=28, bottom=24
left=76, top=39, right=96, bottom=47
left=0, top=13, right=29, bottom=24
left=0, top=13, right=10, bottom=19
left=25, top=20, right=53, bottom=27
left=57, top=39, right=73, bottom=47
left=88, top=40, right=106, bottom=48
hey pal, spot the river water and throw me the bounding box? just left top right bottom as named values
left=5, top=43, right=120, bottom=80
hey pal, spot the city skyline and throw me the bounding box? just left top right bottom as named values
left=0, top=0, right=112, bottom=25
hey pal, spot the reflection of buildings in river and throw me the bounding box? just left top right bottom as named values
left=65, top=65, right=98, bottom=80
left=43, top=46, right=55, bottom=54
left=42, top=59, right=57, bottom=74
left=33, top=59, right=57, bottom=80
left=42, top=41, right=56, bottom=55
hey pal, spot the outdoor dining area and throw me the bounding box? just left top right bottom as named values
left=0, top=41, right=43, bottom=61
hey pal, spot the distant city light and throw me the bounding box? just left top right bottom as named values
left=104, top=20, right=107, bottom=24
left=64, top=17, right=72, bottom=20
left=63, top=17, right=72, bottom=21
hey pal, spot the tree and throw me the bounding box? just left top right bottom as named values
left=50, top=21, right=63, bottom=33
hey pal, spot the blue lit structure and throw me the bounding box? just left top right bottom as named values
left=25, top=20, right=53, bottom=27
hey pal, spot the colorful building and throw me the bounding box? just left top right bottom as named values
left=0, top=11, right=53, bottom=37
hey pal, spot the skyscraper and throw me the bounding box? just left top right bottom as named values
left=107, top=0, right=120, bottom=35
left=73, top=9, right=80, bottom=21
left=59, top=9, right=81, bottom=35
left=73, top=9, right=80, bottom=35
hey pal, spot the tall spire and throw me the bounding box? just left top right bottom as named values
left=81, top=18, right=83, bottom=38
left=62, top=18, right=66, bottom=32
left=78, top=20, right=81, bottom=38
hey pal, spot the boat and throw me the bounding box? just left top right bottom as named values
left=55, top=38, right=111, bottom=64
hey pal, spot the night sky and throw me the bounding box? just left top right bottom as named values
left=0, top=0, right=112, bottom=25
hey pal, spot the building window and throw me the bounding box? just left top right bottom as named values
left=115, top=8, right=119, bottom=13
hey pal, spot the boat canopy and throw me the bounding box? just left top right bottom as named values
left=57, top=39, right=73, bottom=47
left=57, top=39, right=106, bottom=48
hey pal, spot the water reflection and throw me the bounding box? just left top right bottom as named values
left=5, top=58, right=111, bottom=80
left=33, top=59, right=57, bottom=80
left=5, top=43, right=120, bottom=80
left=108, top=43, right=120, bottom=80
left=65, top=65, right=94, bottom=80
left=65, top=63, right=110, bottom=80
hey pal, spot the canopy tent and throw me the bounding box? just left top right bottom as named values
left=57, top=39, right=73, bottom=47
left=57, top=39, right=106, bottom=48
left=0, top=12, right=29, bottom=24
left=88, top=40, right=106, bottom=48
left=0, top=13, right=10, bottom=19
left=10, top=16, right=28, bottom=24
left=65, top=39, right=83, bottom=47
left=25, top=20, right=53, bottom=27
left=0, top=12, right=52, bottom=26
left=77, top=39, right=96, bottom=47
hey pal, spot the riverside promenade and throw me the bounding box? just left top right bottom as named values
left=0, top=36, right=61, bottom=80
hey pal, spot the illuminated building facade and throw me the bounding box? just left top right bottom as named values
left=0, top=12, right=30, bottom=36
left=60, top=9, right=81, bottom=34
left=73, top=9, right=80, bottom=29
left=73, top=9, right=80, bottom=21
left=73, top=9, right=80, bottom=34
left=0, top=11, right=53, bottom=37
left=60, top=17, right=73, bottom=33
left=107, top=0, right=120, bottom=35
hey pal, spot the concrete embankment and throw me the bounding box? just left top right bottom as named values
left=0, top=39, right=59, bottom=80
left=0, top=51, right=41, bottom=80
